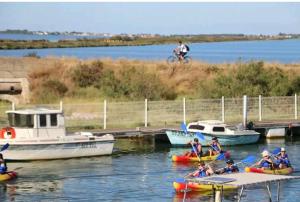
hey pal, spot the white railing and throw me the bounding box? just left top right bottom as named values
left=0, top=95, right=298, bottom=129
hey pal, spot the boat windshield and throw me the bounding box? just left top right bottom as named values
left=8, top=113, right=34, bottom=128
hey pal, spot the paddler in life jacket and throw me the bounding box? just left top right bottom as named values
left=0, top=153, right=7, bottom=174
left=255, top=150, right=275, bottom=170
left=215, top=159, right=239, bottom=174
left=208, top=137, right=222, bottom=156
left=187, top=160, right=214, bottom=177
left=274, top=147, right=291, bottom=169
left=184, top=138, right=203, bottom=157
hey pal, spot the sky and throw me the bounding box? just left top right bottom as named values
left=0, top=2, right=300, bottom=35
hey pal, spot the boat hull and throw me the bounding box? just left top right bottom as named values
left=173, top=180, right=236, bottom=192
left=0, top=135, right=114, bottom=161
left=244, top=167, right=293, bottom=175
left=166, top=130, right=260, bottom=146
left=172, top=151, right=230, bottom=162
left=0, top=171, right=17, bottom=181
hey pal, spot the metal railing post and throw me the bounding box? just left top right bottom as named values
left=104, top=100, right=107, bottom=129
left=183, top=97, right=186, bottom=124
left=295, top=94, right=298, bottom=120
left=259, top=95, right=262, bottom=121
left=222, top=96, right=225, bottom=123
left=145, top=99, right=148, bottom=127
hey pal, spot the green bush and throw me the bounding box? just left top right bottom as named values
left=71, top=60, right=104, bottom=87
left=197, top=61, right=294, bottom=98
left=32, top=79, right=68, bottom=103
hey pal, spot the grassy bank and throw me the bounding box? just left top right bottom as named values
left=0, top=34, right=294, bottom=50
left=1, top=57, right=300, bottom=104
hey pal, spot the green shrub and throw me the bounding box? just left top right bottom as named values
left=71, top=60, right=104, bottom=87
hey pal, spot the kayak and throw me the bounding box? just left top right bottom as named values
left=172, top=151, right=230, bottom=162
left=244, top=167, right=293, bottom=175
left=173, top=179, right=236, bottom=192
left=0, top=171, right=18, bottom=182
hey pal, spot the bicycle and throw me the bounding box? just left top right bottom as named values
left=167, top=51, right=192, bottom=65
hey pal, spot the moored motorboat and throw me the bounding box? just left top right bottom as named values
left=172, top=151, right=230, bottom=162
left=0, top=171, right=17, bottom=181
left=166, top=120, right=260, bottom=146
left=244, top=167, right=293, bottom=175
left=0, top=106, right=115, bottom=161
left=173, top=179, right=237, bottom=192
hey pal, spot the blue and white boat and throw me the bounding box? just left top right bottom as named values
left=165, top=120, right=260, bottom=146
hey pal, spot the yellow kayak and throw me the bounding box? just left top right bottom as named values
left=0, top=171, right=18, bottom=182
left=173, top=180, right=237, bottom=192
left=172, top=151, right=230, bottom=162
left=244, top=167, right=293, bottom=175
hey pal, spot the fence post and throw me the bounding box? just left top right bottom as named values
left=259, top=95, right=262, bottom=121
left=295, top=94, right=298, bottom=120
left=104, top=100, right=107, bottom=129
left=183, top=97, right=186, bottom=124
left=145, top=99, right=148, bottom=127
left=221, top=96, right=225, bottom=123
left=60, top=100, right=63, bottom=112
left=243, top=95, right=248, bottom=128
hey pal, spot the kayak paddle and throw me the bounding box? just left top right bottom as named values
left=0, top=143, right=9, bottom=152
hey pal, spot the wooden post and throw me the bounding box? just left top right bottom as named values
left=221, top=96, right=225, bottom=123
left=259, top=95, right=262, bottom=121
left=183, top=97, right=186, bottom=124
left=104, top=100, right=107, bottom=129
left=12, top=102, right=15, bottom=110
left=145, top=99, right=148, bottom=127
left=295, top=94, right=298, bottom=120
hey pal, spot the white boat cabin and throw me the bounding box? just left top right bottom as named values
left=5, top=108, right=66, bottom=139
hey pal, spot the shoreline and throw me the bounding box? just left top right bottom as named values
left=0, top=35, right=298, bottom=50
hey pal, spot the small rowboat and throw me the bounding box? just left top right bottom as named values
left=172, top=151, right=230, bottom=162
left=173, top=179, right=236, bottom=192
left=0, top=171, right=18, bottom=182
left=244, top=167, right=293, bottom=175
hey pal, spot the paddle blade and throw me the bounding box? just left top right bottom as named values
left=0, top=143, right=9, bottom=152
left=195, top=132, right=205, bottom=141
left=216, top=153, right=225, bottom=160
left=241, top=155, right=256, bottom=164
left=272, top=147, right=281, bottom=155
left=181, top=122, right=188, bottom=134
left=176, top=178, right=186, bottom=183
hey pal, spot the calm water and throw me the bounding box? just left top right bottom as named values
left=0, top=37, right=299, bottom=63
left=1, top=136, right=300, bottom=202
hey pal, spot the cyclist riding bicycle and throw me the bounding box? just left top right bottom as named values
left=173, top=41, right=189, bottom=61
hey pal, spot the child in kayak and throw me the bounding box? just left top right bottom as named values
left=255, top=150, right=275, bottom=170
left=215, top=159, right=239, bottom=174
left=208, top=137, right=222, bottom=156
left=187, top=161, right=214, bottom=177
left=184, top=138, right=203, bottom=157
left=274, top=147, right=291, bottom=169
left=0, top=153, right=7, bottom=174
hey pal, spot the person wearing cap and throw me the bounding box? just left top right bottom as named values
left=215, top=159, right=239, bottom=174
left=184, top=138, right=203, bottom=157
left=187, top=160, right=214, bottom=177
left=208, top=137, right=222, bottom=156
left=255, top=150, right=274, bottom=170
left=274, top=147, right=291, bottom=169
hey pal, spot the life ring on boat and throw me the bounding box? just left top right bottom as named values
left=0, top=127, right=16, bottom=139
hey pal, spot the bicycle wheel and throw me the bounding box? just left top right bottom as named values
left=167, top=56, right=177, bottom=64
left=183, top=56, right=192, bottom=64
